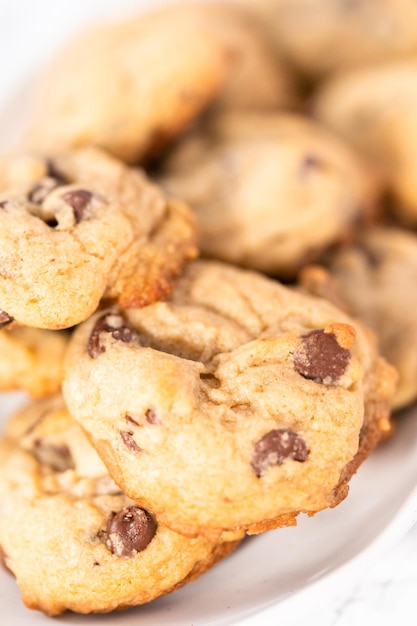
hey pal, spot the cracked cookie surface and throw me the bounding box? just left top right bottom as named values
left=0, top=394, right=238, bottom=616
left=0, top=147, right=197, bottom=329
left=63, top=260, right=396, bottom=539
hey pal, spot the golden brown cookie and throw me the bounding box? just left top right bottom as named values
left=23, top=1, right=297, bottom=166
left=234, top=0, right=417, bottom=78
left=189, top=1, right=297, bottom=113
left=160, top=112, right=379, bottom=278
left=0, top=147, right=197, bottom=329
left=63, top=260, right=396, bottom=540
left=0, top=395, right=239, bottom=615
left=23, top=3, right=237, bottom=164
left=313, top=59, right=417, bottom=225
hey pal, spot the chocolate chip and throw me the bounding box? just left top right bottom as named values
left=120, top=430, right=143, bottom=453
left=145, top=408, right=159, bottom=424
left=0, top=310, right=13, bottom=328
left=106, top=506, right=156, bottom=557
left=62, top=189, right=93, bottom=222
left=33, top=440, right=75, bottom=472
left=357, top=243, right=383, bottom=268
left=87, top=312, right=139, bottom=358
left=299, top=154, right=324, bottom=179
left=28, top=177, right=63, bottom=204
left=0, top=201, right=7, bottom=209
left=251, top=429, right=308, bottom=477
left=125, top=414, right=140, bottom=427
left=199, top=372, right=220, bottom=388
left=293, top=329, right=351, bottom=384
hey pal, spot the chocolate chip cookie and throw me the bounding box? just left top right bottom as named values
left=160, top=112, right=378, bottom=278
left=320, top=227, right=417, bottom=410
left=0, top=394, right=239, bottom=615
left=23, top=3, right=236, bottom=164
left=0, top=326, right=68, bottom=397
left=63, top=260, right=396, bottom=539
left=189, top=1, right=297, bottom=113
left=24, top=1, right=297, bottom=165
left=313, top=60, right=417, bottom=225
left=0, top=147, right=197, bottom=329
left=235, top=0, right=417, bottom=77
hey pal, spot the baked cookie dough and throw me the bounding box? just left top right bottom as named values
left=63, top=260, right=396, bottom=539
left=320, top=227, right=417, bottom=410
left=0, top=327, right=68, bottom=397
left=24, top=3, right=232, bottom=164
left=313, top=60, right=417, bottom=225
left=0, top=395, right=238, bottom=615
left=160, top=112, right=378, bottom=278
left=0, top=147, right=197, bottom=329
left=191, top=1, right=297, bottom=113
left=234, top=0, right=417, bottom=77
left=24, top=2, right=296, bottom=164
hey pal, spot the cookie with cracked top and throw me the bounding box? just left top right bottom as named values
left=63, top=260, right=396, bottom=539
left=317, top=227, right=417, bottom=410
left=160, top=112, right=379, bottom=278
left=0, top=394, right=239, bottom=616
left=313, top=60, right=417, bottom=226
left=0, top=326, right=68, bottom=397
left=0, top=147, right=197, bottom=329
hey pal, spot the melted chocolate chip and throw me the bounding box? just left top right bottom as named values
left=106, top=506, right=156, bottom=557
left=62, top=189, right=93, bottom=222
left=293, top=330, right=351, bottom=384
left=0, top=310, right=13, bottom=328
left=251, top=429, right=308, bottom=477
left=33, top=440, right=75, bottom=472
left=87, top=312, right=139, bottom=358
left=120, top=430, right=143, bottom=453
left=0, top=201, right=7, bottom=209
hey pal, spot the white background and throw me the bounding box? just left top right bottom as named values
left=0, top=1, right=417, bottom=624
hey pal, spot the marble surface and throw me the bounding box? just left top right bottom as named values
left=1, top=1, right=417, bottom=624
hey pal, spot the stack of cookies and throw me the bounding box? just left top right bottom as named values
left=5, top=0, right=417, bottom=617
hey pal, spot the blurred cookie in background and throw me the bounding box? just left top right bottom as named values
left=232, top=0, right=417, bottom=79
left=24, top=1, right=298, bottom=165
left=313, top=60, right=417, bottom=226
left=160, top=111, right=380, bottom=279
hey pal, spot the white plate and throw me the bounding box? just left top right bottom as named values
left=1, top=393, right=417, bottom=626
